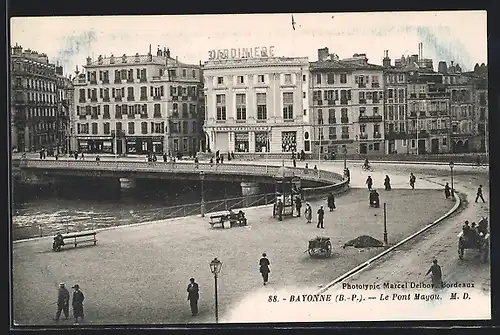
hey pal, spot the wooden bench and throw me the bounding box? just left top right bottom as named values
left=62, top=231, right=97, bottom=248
left=209, top=212, right=247, bottom=229
left=209, top=215, right=228, bottom=229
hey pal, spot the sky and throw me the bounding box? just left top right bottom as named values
left=10, top=11, right=487, bottom=77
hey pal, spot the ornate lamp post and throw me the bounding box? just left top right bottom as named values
left=200, top=171, right=205, bottom=217
left=449, top=161, right=455, bottom=198
left=209, top=257, right=223, bottom=323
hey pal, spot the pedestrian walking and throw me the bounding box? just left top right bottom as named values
left=95, top=155, right=100, bottom=162
left=314, top=165, right=318, bottom=170
left=292, top=158, right=297, bottom=168
left=475, top=185, right=485, bottom=203
left=39, top=149, right=43, bottom=159
left=327, top=192, right=336, bottom=211
left=259, top=253, right=271, bottom=285
left=305, top=163, right=309, bottom=170
left=384, top=175, right=391, bottom=191
left=444, top=183, right=451, bottom=199
left=187, top=278, right=199, bottom=316
left=291, top=151, right=296, bottom=160
left=425, top=259, right=443, bottom=289
left=366, top=176, right=373, bottom=191
left=344, top=167, right=350, bottom=183
left=317, top=205, right=325, bottom=229
left=163, top=152, right=167, bottom=162
left=79, top=152, right=85, bottom=160
left=220, top=154, right=224, bottom=164
left=304, top=202, right=312, bottom=223
left=409, top=173, right=416, bottom=189
left=71, top=284, right=85, bottom=323
left=74, top=152, right=78, bottom=160
left=295, top=196, right=302, bottom=217
left=54, top=283, right=70, bottom=322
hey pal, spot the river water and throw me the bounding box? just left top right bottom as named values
left=11, top=176, right=258, bottom=241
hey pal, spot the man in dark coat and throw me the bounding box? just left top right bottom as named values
left=295, top=196, right=302, bottom=217
left=366, top=176, right=373, bottom=191
left=317, top=205, right=325, bottom=229
left=425, top=259, right=442, bottom=289
left=384, top=175, right=391, bottom=191
left=259, top=253, right=271, bottom=285
left=327, top=192, right=336, bottom=211
left=409, top=173, right=416, bottom=189
left=71, top=284, right=85, bottom=323
left=444, top=183, right=451, bottom=199
left=187, top=278, right=199, bottom=316
left=276, top=199, right=284, bottom=221
left=292, top=158, right=297, bottom=167
left=475, top=185, right=485, bottom=203
left=54, top=283, right=70, bottom=321
left=344, top=167, right=350, bottom=183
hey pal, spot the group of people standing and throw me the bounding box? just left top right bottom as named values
left=55, top=283, right=85, bottom=323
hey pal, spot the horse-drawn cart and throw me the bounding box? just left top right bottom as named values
left=458, top=217, right=489, bottom=263
left=306, top=236, right=332, bottom=258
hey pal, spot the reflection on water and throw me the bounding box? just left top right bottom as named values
left=12, top=176, right=243, bottom=240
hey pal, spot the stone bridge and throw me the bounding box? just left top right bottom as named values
left=13, top=159, right=348, bottom=196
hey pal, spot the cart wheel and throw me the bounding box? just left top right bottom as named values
left=308, top=248, right=314, bottom=257
left=325, top=240, right=332, bottom=257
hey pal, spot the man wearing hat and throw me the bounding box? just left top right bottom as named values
left=71, top=284, right=85, bottom=323
left=187, top=278, right=199, bottom=316
left=54, top=282, right=70, bottom=321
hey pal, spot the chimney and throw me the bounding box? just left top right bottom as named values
left=318, top=47, right=329, bottom=61
left=86, top=56, right=92, bottom=66
left=382, top=50, right=391, bottom=68
left=157, top=45, right=162, bottom=56
left=176, top=56, right=178, bottom=66
left=12, top=44, right=23, bottom=55
left=148, top=44, right=152, bottom=55
left=166, top=48, right=171, bottom=58
left=110, top=54, right=115, bottom=64
left=98, top=55, right=103, bottom=65
left=56, top=66, right=63, bottom=75
left=438, top=61, right=447, bottom=74
left=135, top=53, right=140, bottom=62
left=163, top=47, right=167, bottom=57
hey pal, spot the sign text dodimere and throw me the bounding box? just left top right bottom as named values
left=208, top=46, right=275, bottom=61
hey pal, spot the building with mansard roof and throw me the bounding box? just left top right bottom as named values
left=72, top=46, right=204, bottom=156
left=10, top=44, right=59, bottom=152
left=203, top=55, right=310, bottom=156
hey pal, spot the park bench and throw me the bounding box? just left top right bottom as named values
left=209, top=211, right=247, bottom=229
left=59, top=231, right=98, bottom=249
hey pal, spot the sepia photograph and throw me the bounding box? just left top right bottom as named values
left=9, top=10, right=490, bottom=327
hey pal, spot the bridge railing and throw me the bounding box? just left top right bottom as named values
left=16, top=159, right=345, bottom=184
left=12, top=192, right=280, bottom=241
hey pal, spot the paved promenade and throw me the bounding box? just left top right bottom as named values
left=13, top=185, right=453, bottom=325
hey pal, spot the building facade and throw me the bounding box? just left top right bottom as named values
left=407, top=72, right=451, bottom=154
left=10, top=44, right=58, bottom=152
left=72, top=47, right=204, bottom=156
left=55, top=66, right=73, bottom=154
left=203, top=56, right=310, bottom=155
left=310, top=49, right=385, bottom=157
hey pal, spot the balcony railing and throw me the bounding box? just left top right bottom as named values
left=153, top=96, right=162, bottom=101
left=102, top=79, right=110, bottom=84
left=89, top=80, right=97, bottom=85
left=359, top=99, right=366, bottom=104
left=329, top=135, right=337, bottom=140
left=141, top=113, right=149, bottom=119
left=115, top=97, right=123, bottom=102
left=103, top=113, right=111, bottom=119
left=358, top=115, right=382, bottom=122
left=79, top=115, right=86, bottom=120
left=328, top=118, right=337, bottom=124
left=358, top=83, right=366, bottom=88
left=79, top=98, right=86, bottom=103
left=315, top=100, right=323, bottom=106
left=114, top=79, right=121, bottom=84
left=340, top=117, right=349, bottom=123
left=341, top=134, right=349, bottom=139
left=340, top=99, right=348, bottom=105
left=127, top=96, right=135, bottom=102
left=373, top=132, right=382, bottom=139
left=140, top=96, right=148, bottom=101
left=140, top=78, right=148, bottom=83
left=127, top=78, right=134, bottom=83
left=328, top=100, right=335, bottom=106
left=372, top=83, right=380, bottom=88
left=372, top=99, right=380, bottom=104
left=359, top=133, right=368, bottom=140
left=103, top=97, right=110, bottom=102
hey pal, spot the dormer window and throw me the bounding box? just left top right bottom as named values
left=110, top=54, right=115, bottom=64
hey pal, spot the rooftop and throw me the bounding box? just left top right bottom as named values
left=310, top=59, right=383, bottom=71
left=85, top=53, right=198, bottom=68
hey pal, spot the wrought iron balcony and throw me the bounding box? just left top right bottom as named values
left=373, top=132, right=382, bottom=139
left=358, top=115, right=382, bottom=122
left=359, top=133, right=368, bottom=140
left=340, top=117, right=349, bottom=124
left=341, top=134, right=349, bottom=139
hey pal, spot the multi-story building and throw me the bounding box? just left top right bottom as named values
left=382, top=51, right=410, bottom=154
left=439, top=61, right=476, bottom=153
left=55, top=65, right=73, bottom=154
left=309, top=48, right=385, bottom=157
left=407, top=71, right=451, bottom=154
left=461, top=63, right=488, bottom=153
left=72, top=47, right=204, bottom=156
left=203, top=54, right=310, bottom=155
left=10, top=44, right=58, bottom=152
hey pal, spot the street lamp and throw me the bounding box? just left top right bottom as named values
left=209, top=257, right=223, bottom=323
left=343, top=146, right=347, bottom=170
left=200, top=171, right=205, bottom=217
left=449, top=161, right=455, bottom=198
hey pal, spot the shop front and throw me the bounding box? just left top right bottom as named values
left=77, top=137, right=114, bottom=153
left=234, top=132, right=249, bottom=152
left=255, top=132, right=269, bottom=152
left=126, top=137, right=164, bottom=154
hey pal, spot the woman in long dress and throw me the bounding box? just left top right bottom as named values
left=304, top=202, right=312, bottom=223
left=259, top=253, right=271, bottom=285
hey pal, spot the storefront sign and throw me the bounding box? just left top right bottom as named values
left=208, top=46, right=275, bottom=60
